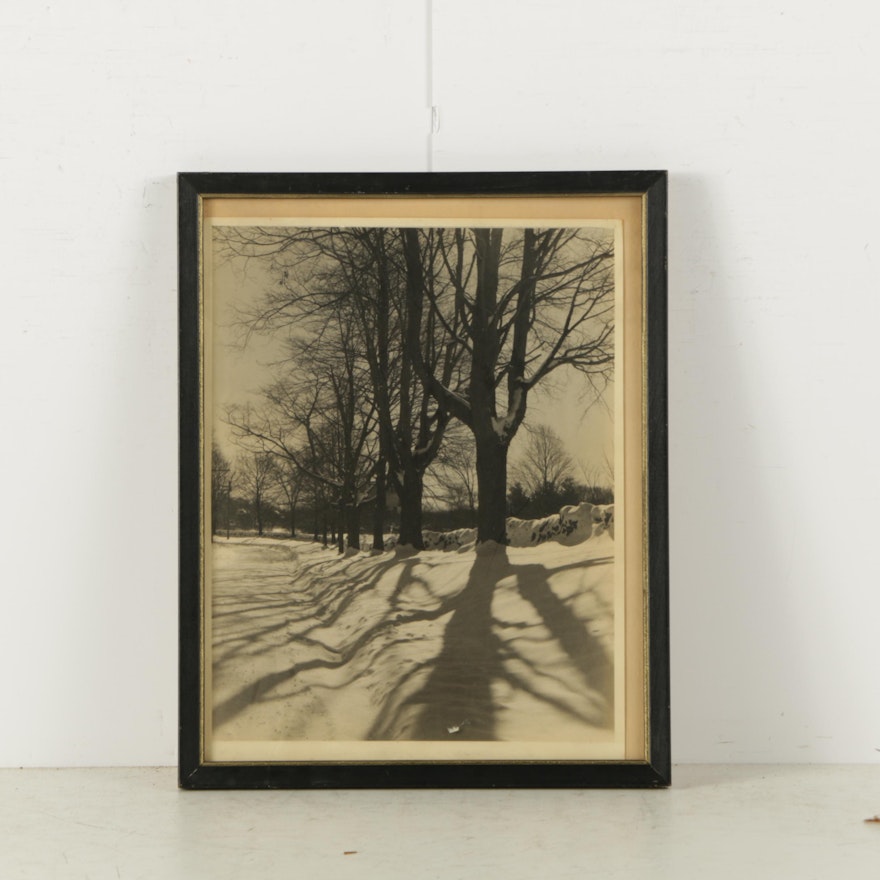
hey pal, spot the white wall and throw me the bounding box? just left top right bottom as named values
left=2, top=0, right=877, bottom=766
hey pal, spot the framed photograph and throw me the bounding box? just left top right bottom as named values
left=178, top=171, right=669, bottom=789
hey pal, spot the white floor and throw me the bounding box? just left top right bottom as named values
left=3, top=765, right=878, bottom=879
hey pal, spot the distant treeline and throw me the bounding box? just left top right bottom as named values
left=212, top=477, right=613, bottom=543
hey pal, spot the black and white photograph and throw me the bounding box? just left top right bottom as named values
left=175, top=173, right=668, bottom=785
left=201, top=206, right=633, bottom=763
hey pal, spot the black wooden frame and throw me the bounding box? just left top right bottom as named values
left=179, top=171, right=669, bottom=789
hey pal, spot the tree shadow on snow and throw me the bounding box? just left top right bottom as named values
left=368, top=549, right=614, bottom=741
left=212, top=552, right=422, bottom=670
left=212, top=556, right=450, bottom=731
left=212, top=543, right=615, bottom=740
left=512, top=560, right=614, bottom=728
left=369, top=549, right=505, bottom=741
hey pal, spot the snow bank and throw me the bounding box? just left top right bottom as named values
left=507, top=501, right=591, bottom=547
left=419, top=502, right=614, bottom=552
left=359, top=533, right=400, bottom=552
left=355, top=503, right=614, bottom=554
left=423, top=527, right=478, bottom=551
left=592, top=504, right=614, bottom=539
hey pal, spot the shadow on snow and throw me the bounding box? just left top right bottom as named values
left=211, top=542, right=614, bottom=741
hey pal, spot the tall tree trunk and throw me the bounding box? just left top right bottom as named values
left=346, top=503, right=360, bottom=553
left=397, top=469, right=424, bottom=549
left=226, top=485, right=232, bottom=540
left=289, top=502, right=296, bottom=538
left=335, top=512, right=344, bottom=554
left=468, top=228, right=509, bottom=545
left=372, top=458, right=387, bottom=552
left=474, top=432, right=509, bottom=544
left=255, top=492, right=263, bottom=536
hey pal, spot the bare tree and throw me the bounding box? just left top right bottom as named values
left=216, top=225, right=466, bottom=550
left=510, top=423, right=575, bottom=499
left=236, top=450, right=275, bottom=536
left=210, top=443, right=233, bottom=537
left=226, top=308, right=379, bottom=553
left=427, top=427, right=478, bottom=519
left=403, top=226, right=615, bottom=543
left=578, top=459, right=615, bottom=506
left=270, top=458, right=302, bottom=538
